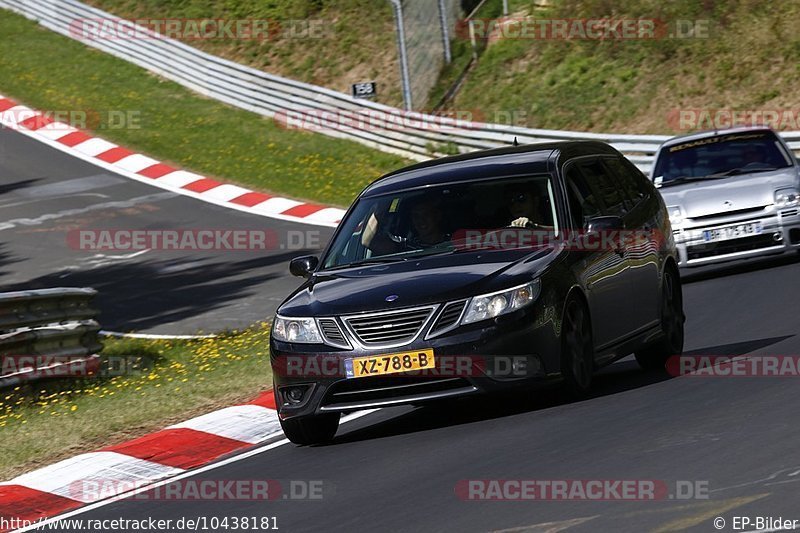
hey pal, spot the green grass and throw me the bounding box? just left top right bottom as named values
left=0, top=9, right=409, bottom=207
left=446, top=0, right=800, bottom=134
left=0, top=325, right=273, bottom=480
left=84, top=0, right=404, bottom=107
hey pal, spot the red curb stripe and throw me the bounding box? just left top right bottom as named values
left=103, top=428, right=249, bottom=470
left=0, top=98, right=17, bottom=112
left=182, top=178, right=222, bottom=193
left=57, top=131, right=92, bottom=147
left=0, top=485, right=81, bottom=531
left=95, top=146, right=133, bottom=163
left=251, top=390, right=277, bottom=410
left=281, top=203, right=326, bottom=218
left=19, top=114, right=55, bottom=131
left=230, top=191, right=272, bottom=207
left=138, top=163, right=178, bottom=179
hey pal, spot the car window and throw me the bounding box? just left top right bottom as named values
left=321, top=174, right=559, bottom=268
left=574, top=159, right=628, bottom=217
left=602, top=157, right=647, bottom=208
left=564, top=165, right=602, bottom=228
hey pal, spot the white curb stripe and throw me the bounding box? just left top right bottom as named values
left=35, top=122, right=78, bottom=140
left=200, top=183, right=253, bottom=202
left=252, top=197, right=303, bottom=215
left=168, top=404, right=282, bottom=445
left=154, top=170, right=207, bottom=188
left=73, top=137, right=118, bottom=157
left=5, top=451, right=183, bottom=503
left=113, top=153, right=161, bottom=173
left=305, top=206, right=347, bottom=224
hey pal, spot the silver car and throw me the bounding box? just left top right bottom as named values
left=651, top=127, right=800, bottom=267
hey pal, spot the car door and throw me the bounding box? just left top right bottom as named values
left=563, top=158, right=636, bottom=350
left=600, top=156, right=661, bottom=331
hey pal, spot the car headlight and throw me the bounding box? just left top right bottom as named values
left=775, top=188, right=800, bottom=208
left=667, top=205, right=683, bottom=226
left=272, top=315, right=323, bottom=343
left=462, top=280, right=541, bottom=324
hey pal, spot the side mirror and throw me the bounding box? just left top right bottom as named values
left=289, top=255, right=319, bottom=278
left=585, top=216, right=624, bottom=235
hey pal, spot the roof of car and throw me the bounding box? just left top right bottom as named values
left=661, top=126, right=778, bottom=147
left=362, top=140, right=619, bottom=197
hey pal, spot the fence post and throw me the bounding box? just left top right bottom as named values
left=388, top=0, right=413, bottom=111
left=437, top=0, right=452, bottom=64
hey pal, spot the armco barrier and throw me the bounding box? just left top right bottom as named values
left=1, top=0, right=800, bottom=174
left=0, top=287, right=102, bottom=388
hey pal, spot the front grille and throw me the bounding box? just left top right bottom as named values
left=317, top=318, right=349, bottom=348
left=343, top=306, right=434, bottom=347
left=427, top=300, right=466, bottom=338
left=688, top=206, right=767, bottom=222
left=321, top=376, right=475, bottom=409
left=781, top=209, right=798, bottom=217
left=687, top=234, right=779, bottom=261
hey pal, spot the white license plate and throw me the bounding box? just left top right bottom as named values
left=702, top=221, right=763, bottom=242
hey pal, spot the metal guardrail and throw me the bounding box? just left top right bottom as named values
left=0, top=287, right=102, bottom=388
left=2, top=0, right=800, bottom=174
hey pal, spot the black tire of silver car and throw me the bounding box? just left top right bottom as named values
left=635, top=267, right=685, bottom=371
left=279, top=413, right=340, bottom=446
left=560, top=296, right=595, bottom=395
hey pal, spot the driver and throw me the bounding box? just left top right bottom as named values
left=360, top=196, right=449, bottom=255
left=408, top=197, right=448, bottom=246
left=506, top=185, right=551, bottom=229
left=742, top=144, right=768, bottom=166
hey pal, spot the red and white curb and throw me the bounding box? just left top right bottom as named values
left=0, top=390, right=280, bottom=531
left=0, top=94, right=345, bottom=227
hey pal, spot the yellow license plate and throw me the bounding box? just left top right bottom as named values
left=345, top=349, right=435, bottom=379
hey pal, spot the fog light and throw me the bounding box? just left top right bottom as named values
left=285, top=386, right=306, bottom=404
left=773, top=232, right=783, bottom=243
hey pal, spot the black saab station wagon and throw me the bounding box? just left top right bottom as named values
left=271, top=141, right=685, bottom=445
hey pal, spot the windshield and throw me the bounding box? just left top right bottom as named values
left=652, top=131, right=792, bottom=185
left=321, top=175, right=559, bottom=269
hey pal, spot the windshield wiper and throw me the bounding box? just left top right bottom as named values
left=660, top=174, right=728, bottom=187
left=707, top=166, right=779, bottom=177
left=325, top=256, right=410, bottom=270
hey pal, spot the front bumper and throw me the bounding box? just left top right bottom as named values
left=673, top=207, right=800, bottom=267
left=270, top=305, right=560, bottom=420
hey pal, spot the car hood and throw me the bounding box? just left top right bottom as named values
left=278, top=248, right=557, bottom=317
left=658, top=169, right=799, bottom=219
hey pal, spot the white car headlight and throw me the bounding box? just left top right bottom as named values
left=272, top=316, right=323, bottom=343
left=667, top=205, right=683, bottom=226
left=462, top=280, right=541, bottom=325
left=775, top=188, right=800, bottom=208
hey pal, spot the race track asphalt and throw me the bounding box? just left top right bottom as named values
left=41, top=254, right=800, bottom=532
left=7, top=124, right=800, bottom=533
left=0, top=127, right=333, bottom=334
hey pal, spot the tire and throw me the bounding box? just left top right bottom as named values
left=279, top=413, right=340, bottom=446
left=635, top=267, right=685, bottom=371
left=560, top=296, right=595, bottom=396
